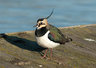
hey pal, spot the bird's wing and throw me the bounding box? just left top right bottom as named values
left=47, top=24, right=68, bottom=44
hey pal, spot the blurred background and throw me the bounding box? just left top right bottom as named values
left=0, top=0, right=96, bottom=33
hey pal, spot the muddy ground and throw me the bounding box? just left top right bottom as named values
left=0, top=24, right=96, bottom=68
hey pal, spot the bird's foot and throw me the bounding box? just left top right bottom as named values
left=41, top=55, right=47, bottom=59
left=41, top=55, right=52, bottom=60
left=40, top=48, right=53, bottom=60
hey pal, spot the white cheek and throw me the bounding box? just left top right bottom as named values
left=37, top=25, right=46, bottom=29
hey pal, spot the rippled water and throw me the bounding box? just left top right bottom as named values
left=0, top=0, right=96, bottom=33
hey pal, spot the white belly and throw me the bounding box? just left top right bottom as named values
left=36, top=31, right=60, bottom=48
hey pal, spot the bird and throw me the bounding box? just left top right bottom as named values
left=34, top=10, right=72, bottom=59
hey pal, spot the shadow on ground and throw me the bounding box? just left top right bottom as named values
left=0, top=34, right=46, bottom=52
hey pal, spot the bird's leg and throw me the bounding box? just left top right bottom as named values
left=42, top=49, right=48, bottom=59
left=50, top=48, right=53, bottom=59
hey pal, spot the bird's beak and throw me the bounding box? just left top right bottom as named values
left=33, top=25, right=36, bottom=27
left=33, top=24, right=38, bottom=27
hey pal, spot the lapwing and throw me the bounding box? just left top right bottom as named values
left=34, top=10, right=72, bottom=59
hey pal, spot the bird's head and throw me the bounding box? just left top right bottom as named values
left=34, top=9, right=54, bottom=29
left=35, top=18, right=48, bottom=29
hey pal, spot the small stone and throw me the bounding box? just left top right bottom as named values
left=57, top=62, right=62, bottom=65
left=84, top=38, right=95, bottom=42
left=18, top=62, right=24, bottom=65
left=38, top=65, right=43, bottom=67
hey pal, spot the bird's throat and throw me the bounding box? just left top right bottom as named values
left=35, top=27, right=48, bottom=37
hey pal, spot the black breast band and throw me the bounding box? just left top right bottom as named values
left=35, top=27, right=48, bottom=37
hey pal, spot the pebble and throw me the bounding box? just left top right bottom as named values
left=38, top=65, right=43, bottom=67
left=57, top=62, right=62, bottom=65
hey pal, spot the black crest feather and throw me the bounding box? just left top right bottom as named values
left=46, top=9, right=54, bottom=19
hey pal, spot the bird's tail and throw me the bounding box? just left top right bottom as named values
left=66, top=36, right=72, bottom=42
left=0, top=33, right=6, bottom=38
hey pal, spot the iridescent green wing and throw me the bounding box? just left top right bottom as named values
left=47, top=24, right=67, bottom=44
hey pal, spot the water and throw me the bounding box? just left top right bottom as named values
left=0, top=0, right=96, bottom=33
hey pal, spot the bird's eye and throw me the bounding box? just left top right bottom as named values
left=40, top=22, right=43, bottom=25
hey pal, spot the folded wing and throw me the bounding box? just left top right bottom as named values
left=47, top=24, right=71, bottom=44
